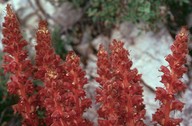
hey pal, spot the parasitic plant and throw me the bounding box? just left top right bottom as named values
left=1, top=4, right=189, bottom=126
left=35, top=21, right=92, bottom=126
left=153, top=27, right=188, bottom=126
left=2, top=4, right=39, bottom=125
left=96, top=40, right=146, bottom=126
left=35, top=20, right=66, bottom=125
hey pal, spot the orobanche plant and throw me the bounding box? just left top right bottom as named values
left=1, top=4, right=189, bottom=126
left=2, top=5, right=92, bottom=126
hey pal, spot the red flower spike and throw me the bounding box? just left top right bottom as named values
left=153, top=27, right=188, bottom=126
left=2, top=4, right=39, bottom=125
left=35, top=20, right=70, bottom=125
left=35, top=21, right=92, bottom=126
left=96, top=45, right=118, bottom=125
left=96, top=40, right=146, bottom=126
left=62, top=51, right=92, bottom=125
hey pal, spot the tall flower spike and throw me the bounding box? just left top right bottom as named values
left=35, top=21, right=92, bottom=126
left=2, top=4, right=39, bottom=125
left=96, top=40, right=146, bottom=126
left=153, top=27, right=188, bottom=126
left=35, top=20, right=67, bottom=126
left=96, top=45, right=118, bottom=125
left=62, top=51, right=92, bottom=125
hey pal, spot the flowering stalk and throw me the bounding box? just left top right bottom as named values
left=35, top=20, right=65, bottom=125
left=62, top=51, right=92, bottom=125
left=153, top=27, right=188, bottom=125
left=35, top=21, right=92, bottom=125
left=96, top=45, right=118, bottom=126
left=2, top=4, right=38, bottom=125
left=96, top=40, right=146, bottom=126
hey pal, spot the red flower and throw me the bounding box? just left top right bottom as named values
left=96, top=40, right=146, bottom=126
left=62, top=51, right=92, bottom=125
left=35, top=21, right=92, bottom=126
left=153, top=27, right=188, bottom=126
left=2, top=4, right=39, bottom=125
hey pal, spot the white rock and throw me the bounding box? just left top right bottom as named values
left=91, top=35, right=110, bottom=51
left=52, top=2, right=82, bottom=30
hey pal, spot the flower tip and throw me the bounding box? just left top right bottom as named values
left=6, top=4, right=14, bottom=17
left=110, top=39, right=124, bottom=50
left=176, top=26, right=189, bottom=41
left=179, top=26, right=188, bottom=35
left=98, top=45, right=106, bottom=54
left=37, top=20, right=49, bottom=34
left=67, top=51, right=78, bottom=60
left=39, top=20, right=48, bottom=27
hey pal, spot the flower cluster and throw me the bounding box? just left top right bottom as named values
left=153, top=27, right=188, bottom=126
left=61, top=51, right=92, bottom=125
left=35, top=20, right=65, bottom=125
left=1, top=4, right=189, bottom=126
left=2, top=4, right=39, bottom=125
left=96, top=40, right=146, bottom=126
left=2, top=5, right=92, bottom=126
left=35, top=21, right=92, bottom=126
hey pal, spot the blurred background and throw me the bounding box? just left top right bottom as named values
left=0, top=0, right=192, bottom=125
